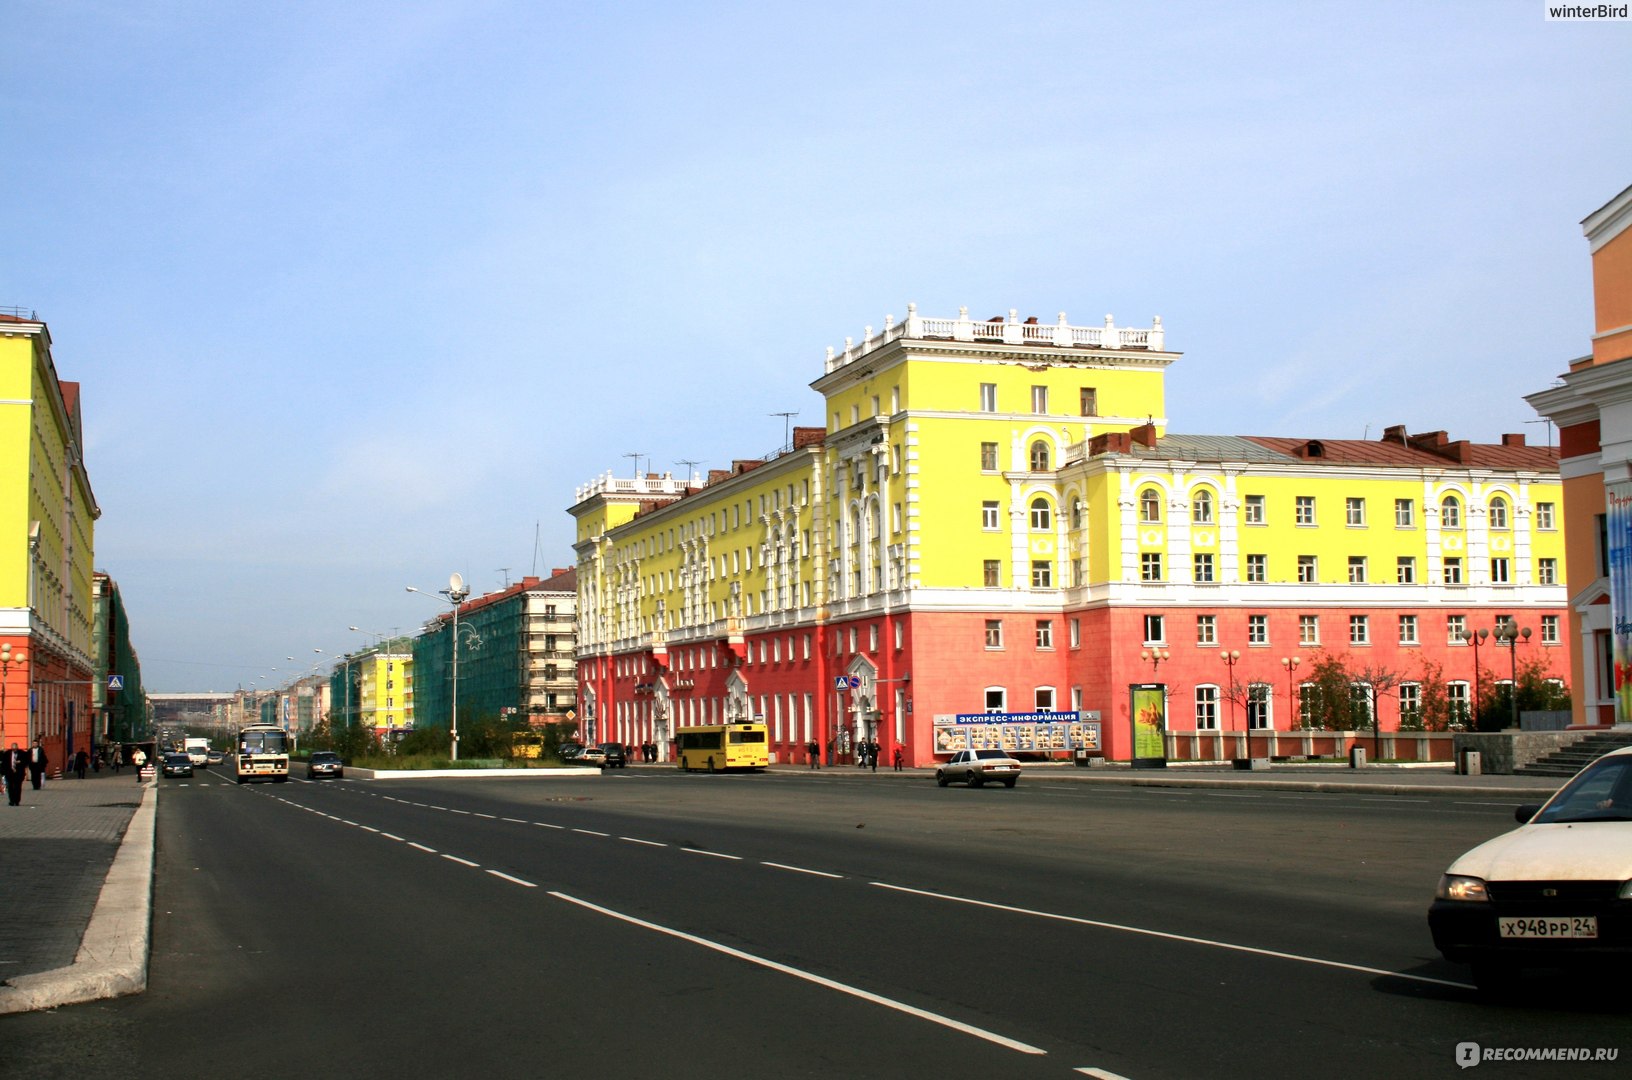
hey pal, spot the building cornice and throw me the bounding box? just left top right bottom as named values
left=1583, top=182, right=1632, bottom=254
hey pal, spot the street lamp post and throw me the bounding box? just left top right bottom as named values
left=407, top=574, right=472, bottom=761
left=1457, top=627, right=1488, bottom=727
left=0, top=643, right=25, bottom=747
left=1493, top=618, right=1532, bottom=730
left=1280, top=656, right=1301, bottom=729
left=1220, top=649, right=1242, bottom=760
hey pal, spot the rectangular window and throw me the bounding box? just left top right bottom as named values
left=1035, top=687, right=1055, bottom=712
left=1193, top=553, right=1215, bottom=583
left=1490, top=557, right=1511, bottom=584
left=1397, top=556, right=1417, bottom=584
left=1031, top=561, right=1053, bottom=588
left=1350, top=615, right=1370, bottom=645
left=980, top=442, right=998, bottom=471
left=984, top=620, right=1003, bottom=649
left=1245, top=554, right=1267, bottom=583
left=1080, top=387, right=1098, bottom=416
left=985, top=688, right=1006, bottom=713
left=1031, top=385, right=1048, bottom=414
left=1297, top=555, right=1317, bottom=583
left=1247, top=684, right=1271, bottom=729
left=1070, top=618, right=1081, bottom=648
left=1541, top=614, right=1559, bottom=644
left=982, top=501, right=1000, bottom=529
left=1247, top=614, right=1268, bottom=645
left=1447, top=682, right=1470, bottom=725
left=983, top=559, right=1000, bottom=587
left=1398, top=614, right=1418, bottom=645
left=1347, top=556, right=1367, bottom=583
left=1195, top=686, right=1220, bottom=729
left=1443, top=557, right=1463, bottom=585
left=1395, top=498, right=1415, bottom=527
left=1447, top=614, right=1466, bottom=643
left=1196, top=614, right=1217, bottom=646
left=1141, top=552, right=1164, bottom=581
left=1036, top=620, right=1054, bottom=649
left=1345, top=497, right=1366, bottom=526
left=1538, top=557, right=1558, bottom=585
left=979, top=383, right=997, bottom=412
left=1295, top=496, right=1316, bottom=526
left=1144, top=614, right=1166, bottom=644
left=1243, top=494, right=1265, bottom=525
left=1399, top=683, right=1422, bottom=726
left=1299, top=614, right=1320, bottom=645
left=1537, top=501, right=1556, bottom=530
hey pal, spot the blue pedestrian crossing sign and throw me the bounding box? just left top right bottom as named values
left=107, top=675, right=123, bottom=690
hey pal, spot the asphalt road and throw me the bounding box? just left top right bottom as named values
left=3, top=768, right=1626, bottom=1079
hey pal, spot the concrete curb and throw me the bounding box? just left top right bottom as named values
left=0, top=780, right=156, bottom=1015
left=1069, top=774, right=1562, bottom=798
left=346, top=766, right=602, bottom=780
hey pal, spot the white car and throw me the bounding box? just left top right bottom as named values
left=936, top=749, right=1022, bottom=788
left=1428, top=744, right=1632, bottom=992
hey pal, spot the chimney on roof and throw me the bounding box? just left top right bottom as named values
left=1381, top=425, right=1409, bottom=443
left=1501, top=433, right=1526, bottom=447
left=1129, top=423, right=1158, bottom=448
left=552, top=568, right=569, bottom=576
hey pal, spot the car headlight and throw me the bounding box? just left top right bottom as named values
left=1436, top=874, right=1490, bottom=902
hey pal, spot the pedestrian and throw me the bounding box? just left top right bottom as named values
left=807, top=739, right=820, bottom=769
left=869, top=740, right=879, bottom=773
left=28, top=739, right=47, bottom=789
left=110, top=749, right=122, bottom=774
left=132, top=747, right=147, bottom=782
left=74, top=749, right=89, bottom=779
left=3, top=742, right=26, bottom=805
left=892, top=746, right=904, bottom=771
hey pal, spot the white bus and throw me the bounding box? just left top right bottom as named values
left=232, top=724, right=289, bottom=783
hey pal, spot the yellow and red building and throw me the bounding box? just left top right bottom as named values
left=0, top=312, right=100, bottom=766
left=576, top=307, right=1570, bottom=764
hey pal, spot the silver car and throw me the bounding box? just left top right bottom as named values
left=936, top=748, right=1022, bottom=788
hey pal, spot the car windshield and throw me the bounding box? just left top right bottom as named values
left=1532, top=756, right=1632, bottom=824
left=312, top=753, right=338, bottom=761
left=974, top=749, right=1012, bottom=760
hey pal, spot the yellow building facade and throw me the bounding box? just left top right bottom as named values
left=577, top=307, right=1570, bottom=764
left=0, top=313, right=99, bottom=764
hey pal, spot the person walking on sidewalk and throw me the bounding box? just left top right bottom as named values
left=4, top=742, right=26, bottom=805
left=28, top=739, right=47, bottom=789
left=132, top=747, right=146, bottom=782
left=74, top=748, right=89, bottom=779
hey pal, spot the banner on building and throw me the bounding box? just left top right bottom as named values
left=1609, top=482, right=1632, bottom=725
left=935, top=711, right=1101, bottom=754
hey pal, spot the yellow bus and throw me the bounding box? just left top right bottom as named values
left=676, top=723, right=769, bottom=773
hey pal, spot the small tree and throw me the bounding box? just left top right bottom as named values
left=1405, top=657, right=1457, bottom=732
left=1302, top=651, right=1361, bottom=731
left=1478, top=654, right=1572, bottom=731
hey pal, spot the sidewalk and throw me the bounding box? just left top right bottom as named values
left=0, top=767, right=155, bottom=1015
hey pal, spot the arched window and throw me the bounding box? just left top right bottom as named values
left=1441, top=495, right=1462, bottom=529
left=1030, top=497, right=1052, bottom=531
left=1489, top=496, right=1509, bottom=529
left=1192, top=489, right=1214, bottom=524
left=1070, top=498, right=1084, bottom=529
left=1139, top=488, right=1162, bottom=523
left=1029, top=440, right=1051, bottom=472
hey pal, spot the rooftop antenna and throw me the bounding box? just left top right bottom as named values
left=498, top=567, right=511, bottom=588
left=623, top=450, right=645, bottom=476
left=1524, top=418, right=1555, bottom=448
left=532, top=521, right=542, bottom=577
left=676, top=459, right=703, bottom=485
left=771, top=411, right=798, bottom=450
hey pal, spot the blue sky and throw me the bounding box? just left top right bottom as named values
left=3, top=1, right=1629, bottom=692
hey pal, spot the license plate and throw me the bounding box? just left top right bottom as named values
left=1498, top=916, right=1597, bottom=939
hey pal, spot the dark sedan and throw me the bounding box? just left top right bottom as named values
left=160, top=752, right=194, bottom=778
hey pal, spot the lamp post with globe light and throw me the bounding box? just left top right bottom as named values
left=407, top=573, right=473, bottom=760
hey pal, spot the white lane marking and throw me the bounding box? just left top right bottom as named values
left=762, top=861, right=843, bottom=879
left=382, top=833, right=406, bottom=842
left=550, top=891, right=1045, bottom=1056
left=573, top=828, right=610, bottom=837
left=1076, top=1068, right=1134, bottom=1079
left=534, top=822, right=564, bottom=830
left=359, top=826, right=380, bottom=833
left=474, top=813, right=497, bottom=819
left=449, top=809, right=472, bottom=815
left=870, top=882, right=1472, bottom=990
left=620, top=837, right=666, bottom=847
left=682, top=848, right=742, bottom=861
left=441, top=854, right=480, bottom=868
left=488, top=870, right=537, bottom=888
left=409, top=842, right=437, bottom=853
left=340, top=820, right=359, bottom=826
left=501, top=817, right=527, bottom=823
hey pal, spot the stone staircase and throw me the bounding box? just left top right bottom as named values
left=1514, top=730, right=1632, bottom=778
